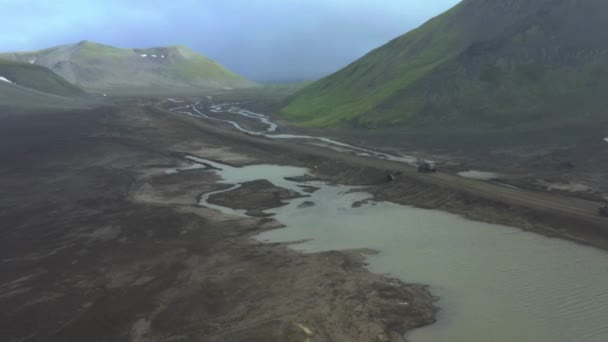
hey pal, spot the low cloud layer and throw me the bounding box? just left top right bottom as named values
left=0, top=0, right=460, bottom=82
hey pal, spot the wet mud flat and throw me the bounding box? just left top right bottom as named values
left=217, top=91, right=608, bottom=205
left=160, top=99, right=608, bottom=250
left=0, top=106, right=435, bottom=342
left=147, top=95, right=608, bottom=341
left=161, top=134, right=608, bottom=342
left=207, top=179, right=305, bottom=216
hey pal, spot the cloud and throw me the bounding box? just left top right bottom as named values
left=0, top=0, right=460, bottom=81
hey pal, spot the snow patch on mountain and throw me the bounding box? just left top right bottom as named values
left=0, top=76, right=14, bottom=84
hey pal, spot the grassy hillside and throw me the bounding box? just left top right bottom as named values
left=282, top=0, right=608, bottom=128
left=169, top=45, right=245, bottom=84
left=0, top=41, right=254, bottom=93
left=0, top=59, right=85, bottom=97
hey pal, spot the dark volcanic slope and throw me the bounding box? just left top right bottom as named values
left=1, top=41, right=254, bottom=94
left=282, top=0, right=608, bottom=128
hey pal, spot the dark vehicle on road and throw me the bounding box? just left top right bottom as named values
left=417, top=161, right=436, bottom=173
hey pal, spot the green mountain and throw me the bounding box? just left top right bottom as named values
left=0, top=41, right=254, bottom=94
left=0, top=59, right=89, bottom=109
left=281, top=0, right=608, bottom=128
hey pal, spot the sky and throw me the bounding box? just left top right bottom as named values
left=0, top=0, right=460, bottom=82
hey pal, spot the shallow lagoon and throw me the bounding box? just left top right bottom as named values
left=192, top=157, right=608, bottom=342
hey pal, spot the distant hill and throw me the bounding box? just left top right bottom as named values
left=0, top=59, right=89, bottom=109
left=281, top=0, right=608, bottom=128
left=0, top=41, right=254, bottom=94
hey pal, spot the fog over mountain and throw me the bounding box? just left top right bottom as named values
left=0, top=0, right=459, bottom=82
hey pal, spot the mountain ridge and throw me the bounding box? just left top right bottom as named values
left=0, top=41, right=254, bottom=94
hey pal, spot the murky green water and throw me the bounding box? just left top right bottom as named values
left=458, top=170, right=501, bottom=180
left=191, top=158, right=608, bottom=342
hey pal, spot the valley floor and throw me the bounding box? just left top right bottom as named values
left=0, top=105, right=434, bottom=342
left=2, top=95, right=607, bottom=341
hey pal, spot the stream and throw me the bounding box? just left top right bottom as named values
left=170, top=101, right=418, bottom=165
left=177, top=156, right=608, bottom=342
